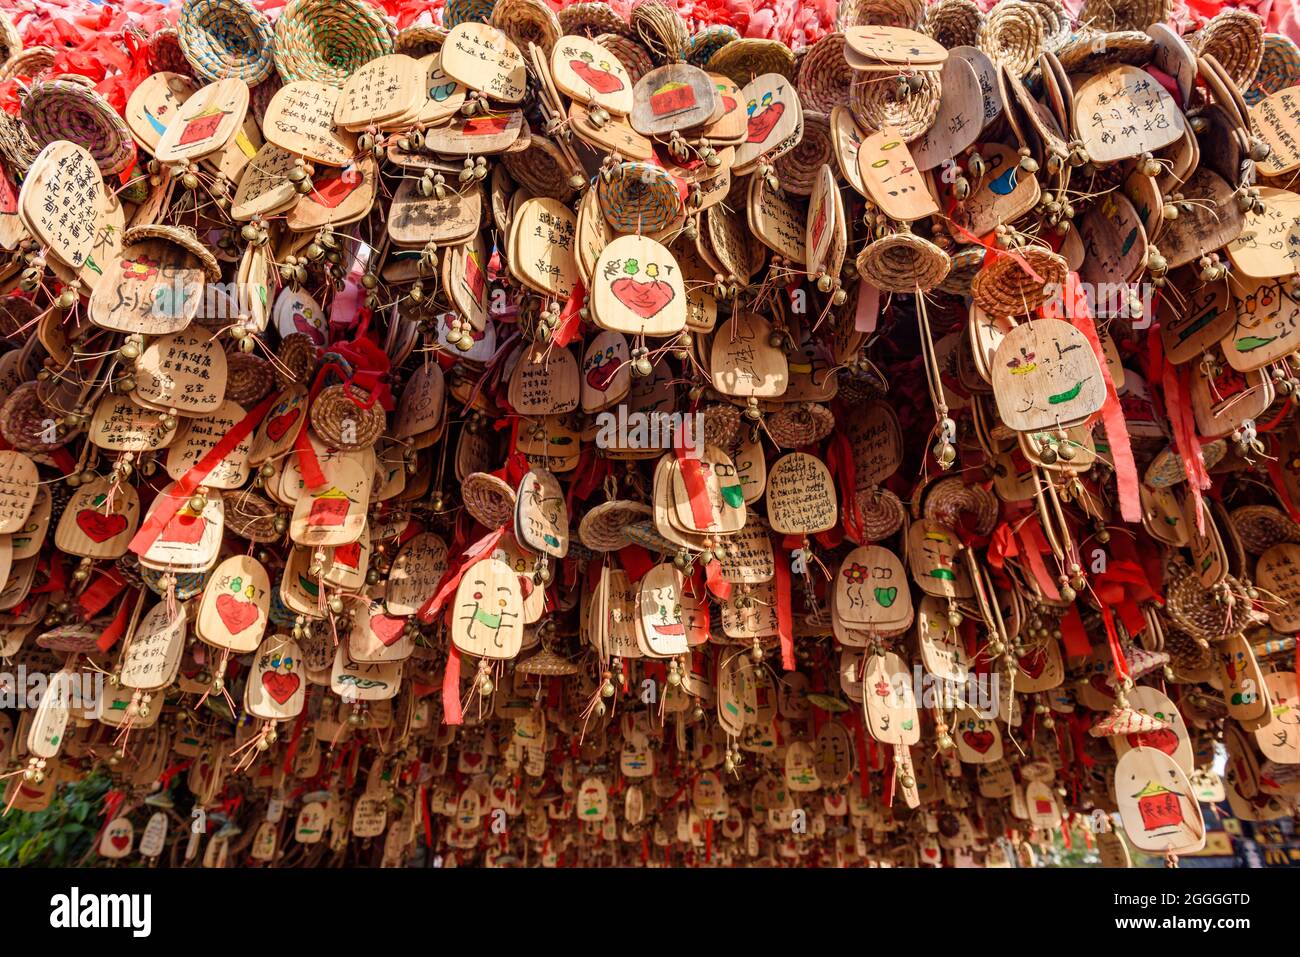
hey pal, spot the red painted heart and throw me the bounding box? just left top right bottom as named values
left=75, top=509, right=127, bottom=543
left=1126, top=727, right=1179, bottom=756
left=1018, top=648, right=1047, bottom=679
left=215, top=593, right=260, bottom=634
left=963, top=730, right=994, bottom=754
left=109, top=834, right=130, bottom=851
left=611, top=277, right=674, bottom=319
left=261, top=670, right=300, bottom=705
left=746, top=102, right=784, bottom=143
left=370, top=613, right=407, bottom=646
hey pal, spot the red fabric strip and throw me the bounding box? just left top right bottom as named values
left=443, top=645, right=463, bottom=726
left=418, top=526, right=508, bottom=622
left=774, top=549, right=794, bottom=670
left=94, top=596, right=133, bottom=653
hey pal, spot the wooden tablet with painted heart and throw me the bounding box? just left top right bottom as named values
left=441, top=22, right=526, bottom=103
left=1114, top=746, right=1205, bottom=853
left=54, top=477, right=139, bottom=560
left=19, top=142, right=104, bottom=270
left=263, top=81, right=357, bottom=166
left=515, top=468, right=569, bottom=559
left=733, top=74, right=802, bottom=174
left=990, top=319, right=1106, bottom=432
left=1074, top=66, right=1184, bottom=164
left=421, top=109, right=524, bottom=155
left=273, top=286, right=326, bottom=347
left=290, top=454, right=370, bottom=547
left=551, top=36, right=633, bottom=115
left=766, top=452, right=837, bottom=535
left=1227, top=188, right=1300, bottom=278
left=636, top=563, right=689, bottom=657
left=953, top=706, right=1002, bottom=763
left=581, top=330, right=630, bottom=412
left=285, top=155, right=377, bottom=230
left=591, top=234, right=686, bottom=337
left=198, top=555, right=269, bottom=653
left=246, top=636, right=306, bottom=719
left=1224, top=274, right=1300, bottom=371
left=910, top=55, right=983, bottom=171
left=1113, top=686, right=1194, bottom=774
left=856, top=128, right=938, bottom=222
left=154, top=77, right=248, bottom=163
left=631, top=64, right=718, bottom=137
left=834, top=546, right=905, bottom=628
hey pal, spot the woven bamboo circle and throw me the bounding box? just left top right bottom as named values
left=503, top=137, right=578, bottom=203
left=1022, top=0, right=1071, bottom=51
left=0, top=297, right=37, bottom=338
left=1165, top=565, right=1255, bottom=641
left=276, top=333, right=319, bottom=388
left=445, top=0, right=495, bottom=27
left=21, top=80, right=136, bottom=177
left=924, top=475, right=998, bottom=535
left=977, top=0, right=1044, bottom=78
left=1192, top=9, right=1265, bottom=89
left=178, top=0, right=275, bottom=85
left=578, top=500, right=653, bottom=551
left=797, top=33, right=853, bottom=113
left=596, top=32, right=653, bottom=84
left=226, top=353, right=275, bottom=406
left=767, top=402, right=835, bottom=447
left=396, top=25, right=448, bottom=57
left=273, top=0, right=395, bottom=88
left=150, top=28, right=194, bottom=76
left=462, top=472, right=518, bottom=528
left=631, top=0, right=689, bottom=63
left=703, top=402, right=742, bottom=450
left=775, top=111, right=831, bottom=195
left=936, top=245, right=985, bottom=296
left=923, top=0, right=982, bottom=49
left=223, top=490, right=281, bottom=543
left=517, top=646, right=581, bottom=676
left=0, top=45, right=55, bottom=82
left=1, top=381, right=73, bottom=453
left=857, top=487, right=906, bottom=540
left=856, top=233, right=951, bottom=293
left=1079, top=0, right=1168, bottom=33
left=687, top=26, right=740, bottom=68
left=124, top=224, right=222, bottom=281
left=970, top=246, right=1066, bottom=316
left=850, top=68, right=940, bottom=141
left=0, top=12, right=19, bottom=65
left=492, top=0, right=562, bottom=57
left=0, top=109, right=40, bottom=173
left=707, top=38, right=796, bottom=85
left=838, top=0, right=926, bottom=30
left=1230, top=505, right=1300, bottom=553
left=250, top=72, right=282, bottom=125
left=596, top=161, right=680, bottom=234
left=560, top=3, right=633, bottom=38
left=1056, top=28, right=1154, bottom=71
left=1248, top=33, right=1300, bottom=106
left=310, top=383, right=386, bottom=450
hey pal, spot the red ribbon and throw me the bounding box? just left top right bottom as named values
left=94, top=593, right=134, bottom=654
left=773, top=547, right=794, bottom=670
left=418, top=525, right=507, bottom=623
left=128, top=392, right=277, bottom=557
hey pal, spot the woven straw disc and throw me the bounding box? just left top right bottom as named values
left=707, top=38, right=796, bottom=85
left=276, top=333, right=319, bottom=388
left=924, top=476, right=998, bottom=535
left=977, top=1, right=1044, bottom=78
left=223, top=490, right=281, bottom=543
left=1192, top=9, right=1265, bottom=89
left=1056, top=29, right=1155, bottom=72
left=1079, top=0, right=1168, bottom=33
left=123, top=224, right=223, bottom=281
left=970, top=246, right=1066, bottom=317
left=492, top=0, right=562, bottom=57
left=1230, top=505, right=1300, bottom=553
left=936, top=245, right=985, bottom=296
left=395, top=25, right=447, bottom=57
left=560, top=3, right=633, bottom=38
left=445, top=0, right=495, bottom=28
left=797, top=34, right=853, bottom=114
left=578, top=501, right=652, bottom=551
left=150, top=29, right=194, bottom=76
left=462, top=472, right=518, bottom=528
left=310, top=384, right=386, bottom=450
left=273, top=0, right=395, bottom=87
left=517, top=647, right=580, bottom=676
left=856, top=233, right=951, bottom=294
left=595, top=33, right=653, bottom=84
left=855, top=487, right=906, bottom=540
left=703, top=403, right=742, bottom=451
left=225, top=353, right=276, bottom=406
left=632, top=0, right=689, bottom=62
left=849, top=69, right=940, bottom=141
left=22, top=80, right=136, bottom=177
left=687, top=26, right=740, bottom=68
left=838, top=0, right=926, bottom=30
left=1, top=381, right=74, bottom=453
left=923, top=0, right=983, bottom=49
left=0, top=13, right=19, bottom=64
left=596, top=162, right=680, bottom=234
left=503, top=137, right=578, bottom=203
left=1247, top=33, right=1300, bottom=105
left=767, top=402, right=835, bottom=447
left=1022, top=0, right=1071, bottom=51
left=775, top=112, right=831, bottom=195
left=178, top=0, right=275, bottom=85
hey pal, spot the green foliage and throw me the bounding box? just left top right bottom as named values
left=0, top=771, right=112, bottom=867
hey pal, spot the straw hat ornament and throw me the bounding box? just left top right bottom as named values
left=0, top=0, right=1287, bottom=870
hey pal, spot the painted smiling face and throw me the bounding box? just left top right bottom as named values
left=992, top=319, right=1106, bottom=432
